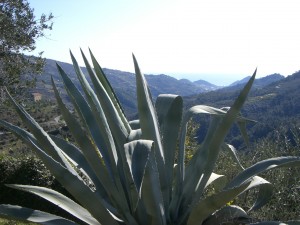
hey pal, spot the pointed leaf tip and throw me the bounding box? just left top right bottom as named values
left=132, top=54, right=136, bottom=63
left=132, top=54, right=141, bottom=74
left=69, top=50, right=76, bottom=61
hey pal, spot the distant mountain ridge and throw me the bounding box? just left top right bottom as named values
left=229, top=76, right=252, bottom=86
left=229, top=73, right=284, bottom=88
left=32, top=58, right=287, bottom=118
left=33, top=59, right=221, bottom=116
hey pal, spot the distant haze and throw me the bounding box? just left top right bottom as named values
left=162, top=73, right=253, bottom=86
left=144, top=72, right=265, bottom=86
left=45, top=55, right=284, bottom=86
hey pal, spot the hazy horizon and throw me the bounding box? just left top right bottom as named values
left=47, top=56, right=289, bottom=86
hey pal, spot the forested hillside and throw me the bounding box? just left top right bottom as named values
left=184, top=71, right=300, bottom=148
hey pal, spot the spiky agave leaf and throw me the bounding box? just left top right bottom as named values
left=0, top=115, right=118, bottom=224
left=203, top=205, right=252, bottom=225
left=56, top=60, right=139, bottom=225
left=0, top=205, right=78, bottom=225
left=249, top=221, right=300, bottom=225
left=133, top=54, right=167, bottom=224
left=175, top=70, right=257, bottom=223
left=155, top=94, right=183, bottom=213
left=5, top=184, right=101, bottom=225
left=78, top=50, right=145, bottom=214
left=89, top=48, right=130, bottom=133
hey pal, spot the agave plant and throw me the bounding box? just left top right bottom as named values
left=0, top=50, right=300, bottom=225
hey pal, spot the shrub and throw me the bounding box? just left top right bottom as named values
left=0, top=50, right=300, bottom=224
left=239, top=134, right=300, bottom=221
left=0, top=155, right=77, bottom=221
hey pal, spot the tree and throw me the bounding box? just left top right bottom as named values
left=0, top=0, right=53, bottom=95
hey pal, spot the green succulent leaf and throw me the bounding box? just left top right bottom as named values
left=33, top=144, right=118, bottom=224
left=245, top=176, right=273, bottom=212
left=0, top=204, right=78, bottom=225
left=4, top=88, right=74, bottom=172
left=222, top=144, right=245, bottom=170
left=203, top=205, right=251, bottom=225
left=133, top=54, right=165, bottom=165
left=56, top=63, right=118, bottom=178
left=5, top=184, right=101, bottom=225
left=124, top=140, right=152, bottom=193
left=140, top=142, right=166, bottom=225
left=89, top=48, right=130, bottom=133
left=58, top=57, right=136, bottom=224
left=186, top=181, right=251, bottom=225
left=127, top=129, right=142, bottom=142
left=0, top=117, right=117, bottom=224
left=52, top=77, right=122, bottom=214
left=67, top=52, right=119, bottom=170
left=226, top=156, right=300, bottom=189
left=50, top=135, right=101, bottom=187
left=155, top=94, right=183, bottom=210
left=178, top=70, right=256, bottom=222
left=133, top=54, right=168, bottom=211
left=129, top=120, right=140, bottom=129
left=76, top=49, right=136, bottom=212
left=205, top=172, right=227, bottom=191
left=49, top=136, right=120, bottom=215
left=220, top=106, right=256, bottom=146
left=249, top=221, right=300, bottom=225
left=123, top=140, right=153, bottom=213
left=80, top=49, right=130, bottom=147
left=170, top=106, right=224, bottom=220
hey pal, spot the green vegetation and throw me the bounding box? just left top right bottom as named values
left=0, top=99, right=63, bottom=157
left=0, top=51, right=300, bottom=225
left=0, top=155, right=80, bottom=224
left=0, top=218, right=36, bottom=225
left=241, top=139, right=300, bottom=221
left=0, top=0, right=53, bottom=95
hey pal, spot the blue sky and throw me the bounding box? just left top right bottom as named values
left=28, top=0, right=300, bottom=85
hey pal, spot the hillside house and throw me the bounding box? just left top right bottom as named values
left=32, top=92, right=42, bottom=102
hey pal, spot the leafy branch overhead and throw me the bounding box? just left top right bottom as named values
left=0, top=0, right=53, bottom=93
left=0, top=50, right=300, bottom=225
